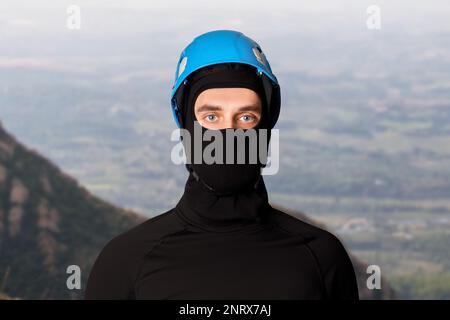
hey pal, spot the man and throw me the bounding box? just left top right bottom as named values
left=85, top=30, right=359, bottom=300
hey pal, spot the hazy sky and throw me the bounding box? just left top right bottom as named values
left=2, top=1, right=450, bottom=49
left=0, top=0, right=448, bottom=81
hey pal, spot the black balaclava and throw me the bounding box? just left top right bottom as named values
left=182, top=63, right=270, bottom=194
left=175, top=63, right=272, bottom=230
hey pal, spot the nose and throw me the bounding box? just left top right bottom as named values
left=222, top=116, right=235, bottom=129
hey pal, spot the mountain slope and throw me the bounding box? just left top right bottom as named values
left=0, top=121, right=394, bottom=299
left=0, top=120, right=144, bottom=299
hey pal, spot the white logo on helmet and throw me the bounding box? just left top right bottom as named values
left=178, top=56, right=188, bottom=78
left=252, top=47, right=267, bottom=66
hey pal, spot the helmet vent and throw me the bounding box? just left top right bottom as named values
left=252, top=47, right=267, bottom=66
left=178, top=56, right=188, bottom=78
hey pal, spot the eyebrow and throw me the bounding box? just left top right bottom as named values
left=196, top=104, right=261, bottom=113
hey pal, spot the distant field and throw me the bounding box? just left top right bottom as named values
left=2, top=40, right=450, bottom=299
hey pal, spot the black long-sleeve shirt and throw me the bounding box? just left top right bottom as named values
left=85, top=174, right=359, bottom=300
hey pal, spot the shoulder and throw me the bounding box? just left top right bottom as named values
left=99, top=209, right=185, bottom=262
left=85, top=209, right=184, bottom=299
left=268, top=206, right=359, bottom=299
left=269, top=206, right=353, bottom=270
left=270, top=206, right=339, bottom=242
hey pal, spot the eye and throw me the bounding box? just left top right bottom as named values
left=239, top=114, right=255, bottom=122
left=205, top=114, right=217, bottom=122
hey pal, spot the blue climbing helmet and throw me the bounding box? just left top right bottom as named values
left=170, top=30, right=281, bottom=128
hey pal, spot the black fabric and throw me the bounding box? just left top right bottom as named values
left=183, top=127, right=266, bottom=194
left=181, top=63, right=269, bottom=194
left=85, top=62, right=359, bottom=300
left=85, top=205, right=359, bottom=299
left=177, top=62, right=271, bottom=232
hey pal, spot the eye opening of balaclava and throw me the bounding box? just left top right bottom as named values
left=179, top=63, right=271, bottom=195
